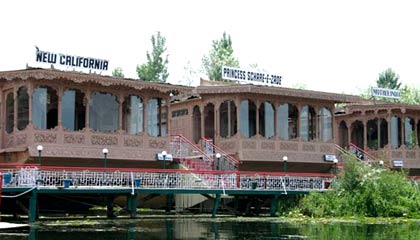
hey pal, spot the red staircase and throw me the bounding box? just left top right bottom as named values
left=170, top=134, right=214, bottom=170
left=201, top=138, right=239, bottom=171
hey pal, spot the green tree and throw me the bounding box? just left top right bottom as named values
left=401, top=85, right=420, bottom=105
left=202, top=32, right=239, bottom=81
left=112, top=67, right=124, bottom=78
left=136, top=32, right=169, bottom=82
left=376, top=68, right=401, bottom=89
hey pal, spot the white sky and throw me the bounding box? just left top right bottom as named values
left=1, top=0, right=419, bottom=94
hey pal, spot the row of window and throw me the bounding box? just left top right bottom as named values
left=194, top=100, right=332, bottom=142
left=348, top=116, right=420, bottom=150
left=4, top=87, right=167, bottom=136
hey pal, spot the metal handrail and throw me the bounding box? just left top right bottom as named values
left=349, top=143, right=377, bottom=162
left=1, top=166, right=332, bottom=192
left=170, top=134, right=214, bottom=170
left=201, top=138, right=239, bottom=171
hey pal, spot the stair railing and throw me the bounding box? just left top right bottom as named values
left=201, top=138, right=240, bottom=171
left=170, top=134, right=214, bottom=170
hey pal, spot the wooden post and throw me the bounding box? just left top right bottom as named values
left=212, top=194, right=221, bottom=218
left=28, top=189, right=38, bottom=223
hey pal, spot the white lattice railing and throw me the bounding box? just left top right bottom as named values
left=1, top=167, right=332, bottom=192
left=201, top=138, right=239, bottom=171
left=170, top=134, right=214, bottom=170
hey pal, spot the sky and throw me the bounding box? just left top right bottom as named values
left=1, top=0, right=419, bottom=94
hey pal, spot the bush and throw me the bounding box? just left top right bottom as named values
left=299, top=157, right=420, bottom=218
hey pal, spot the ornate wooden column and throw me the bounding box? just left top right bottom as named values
left=214, top=100, right=219, bottom=141
left=377, top=118, right=381, bottom=150
left=85, top=91, right=91, bottom=130
left=57, top=86, right=63, bottom=130
left=387, top=113, right=391, bottom=150
left=200, top=105, right=205, bottom=140
left=347, top=120, right=352, bottom=148
left=255, top=99, right=260, bottom=138
left=415, top=118, right=419, bottom=146
left=236, top=98, right=241, bottom=136
left=363, top=119, right=367, bottom=150
left=143, top=96, right=149, bottom=135
left=166, top=94, right=171, bottom=136
left=13, top=85, right=17, bottom=132
left=118, top=94, right=124, bottom=132
left=27, top=82, right=33, bottom=128
left=315, top=106, right=319, bottom=141
left=0, top=89, right=3, bottom=148
left=227, top=100, right=231, bottom=137
left=401, top=109, right=406, bottom=147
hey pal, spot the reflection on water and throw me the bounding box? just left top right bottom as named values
left=2, top=217, right=420, bottom=240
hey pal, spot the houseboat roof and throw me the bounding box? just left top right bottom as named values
left=195, top=79, right=364, bottom=104
left=0, top=68, right=193, bottom=95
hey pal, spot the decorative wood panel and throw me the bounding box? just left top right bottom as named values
left=406, top=150, right=416, bottom=159
left=242, top=141, right=257, bottom=149
left=124, top=137, right=143, bottom=147
left=302, top=143, right=316, bottom=152
left=15, top=134, right=27, bottom=145
left=64, top=134, right=85, bottom=144
left=391, top=151, right=403, bottom=158
left=35, top=132, right=57, bottom=143
left=261, top=141, right=275, bottom=150
left=91, top=135, right=118, bottom=145
left=279, top=142, right=298, bottom=151
left=148, top=139, right=167, bottom=149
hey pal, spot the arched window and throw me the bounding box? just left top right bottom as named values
left=404, top=117, right=415, bottom=149
left=300, top=105, right=316, bottom=141
left=277, top=103, right=298, bottom=140
left=351, top=121, right=364, bottom=149
left=379, top=118, right=388, bottom=148
left=417, top=120, right=420, bottom=148
left=192, top=106, right=201, bottom=143
left=204, top=103, right=215, bottom=140
left=367, top=118, right=378, bottom=150
left=219, top=100, right=237, bottom=138
left=318, top=107, right=332, bottom=142
left=147, top=98, right=167, bottom=137
left=62, top=89, right=85, bottom=131
left=17, top=87, right=29, bottom=130
left=239, top=100, right=256, bottom=138
left=390, top=116, right=402, bottom=149
left=338, top=121, right=348, bottom=148
left=6, top=92, right=14, bottom=133
left=123, top=95, right=143, bottom=134
left=32, top=86, right=58, bottom=129
left=259, top=101, right=275, bottom=139
left=89, top=92, right=118, bottom=132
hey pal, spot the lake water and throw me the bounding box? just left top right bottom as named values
left=2, top=216, right=420, bottom=240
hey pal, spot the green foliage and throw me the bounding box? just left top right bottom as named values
left=401, top=85, right=420, bottom=105
left=202, top=32, right=239, bottom=81
left=299, top=157, right=420, bottom=218
left=112, top=67, right=124, bottom=78
left=277, top=195, right=305, bottom=216
left=376, top=68, right=401, bottom=90
left=136, top=32, right=169, bottom=82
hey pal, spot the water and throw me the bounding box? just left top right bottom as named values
left=2, top=217, right=420, bottom=240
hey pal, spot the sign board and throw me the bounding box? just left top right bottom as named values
left=324, top=154, right=338, bottom=162
left=222, top=66, right=282, bottom=86
left=392, top=160, right=403, bottom=167
left=371, top=87, right=401, bottom=99
left=156, top=153, right=173, bottom=162
left=35, top=47, right=109, bottom=71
